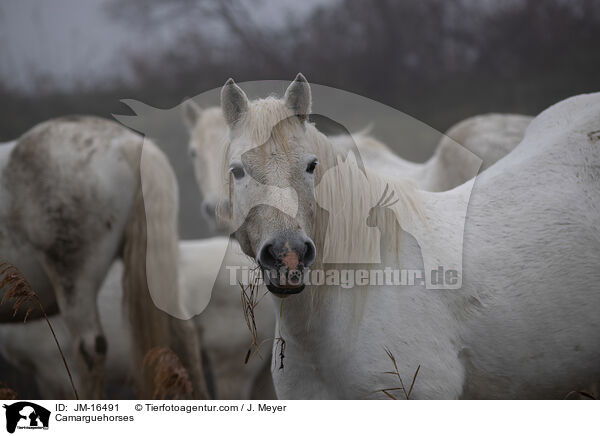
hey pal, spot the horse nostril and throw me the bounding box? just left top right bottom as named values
left=268, top=244, right=278, bottom=259
left=303, top=240, right=316, bottom=267
left=258, top=243, right=278, bottom=269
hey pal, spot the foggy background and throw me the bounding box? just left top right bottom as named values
left=1, top=0, right=599, bottom=237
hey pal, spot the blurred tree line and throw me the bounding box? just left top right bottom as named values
left=1, top=0, right=599, bottom=140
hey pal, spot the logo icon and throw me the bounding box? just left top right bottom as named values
left=3, top=402, right=50, bottom=433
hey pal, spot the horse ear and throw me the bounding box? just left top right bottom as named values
left=221, top=78, right=249, bottom=128
left=182, top=99, right=202, bottom=129
left=284, top=73, right=312, bottom=122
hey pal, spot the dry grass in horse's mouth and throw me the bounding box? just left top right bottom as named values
left=0, top=262, right=79, bottom=400
left=240, top=265, right=269, bottom=364
left=143, top=347, right=193, bottom=400
left=240, top=265, right=287, bottom=369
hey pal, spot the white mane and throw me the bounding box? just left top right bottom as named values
left=314, top=152, right=422, bottom=266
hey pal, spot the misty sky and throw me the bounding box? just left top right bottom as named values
left=0, top=0, right=131, bottom=91
left=0, top=0, right=326, bottom=93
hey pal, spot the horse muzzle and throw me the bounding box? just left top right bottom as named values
left=257, top=230, right=316, bottom=296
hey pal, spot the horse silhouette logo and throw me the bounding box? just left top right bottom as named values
left=2, top=402, right=50, bottom=433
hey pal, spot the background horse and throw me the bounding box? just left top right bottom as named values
left=330, top=113, right=532, bottom=191
left=0, top=117, right=206, bottom=399
left=219, top=74, right=600, bottom=399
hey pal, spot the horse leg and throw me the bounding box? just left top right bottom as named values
left=40, top=239, right=118, bottom=400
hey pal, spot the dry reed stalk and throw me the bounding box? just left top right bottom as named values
left=0, top=262, right=79, bottom=400
left=143, top=347, right=193, bottom=400
left=0, top=382, right=18, bottom=400
left=240, top=265, right=270, bottom=363
left=376, top=346, right=420, bottom=400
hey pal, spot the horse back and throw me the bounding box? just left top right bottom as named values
left=2, top=116, right=138, bottom=278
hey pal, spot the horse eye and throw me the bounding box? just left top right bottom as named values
left=306, top=159, right=318, bottom=174
left=230, top=165, right=245, bottom=180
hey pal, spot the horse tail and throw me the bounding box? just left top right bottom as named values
left=121, top=138, right=179, bottom=398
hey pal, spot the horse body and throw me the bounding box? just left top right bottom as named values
left=455, top=97, right=600, bottom=398
left=441, top=113, right=533, bottom=173
left=0, top=117, right=206, bottom=399
left=219, top=75, right=600, bottom=399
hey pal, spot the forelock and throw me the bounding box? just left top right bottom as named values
left=236, top=97, right=301, bottom=147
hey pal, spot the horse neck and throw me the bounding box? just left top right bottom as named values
left=275, top=193, right=464, bottom=357
left=275, top=157, right=470, bottom=357
left=396, top=185, right=472, bottom=289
